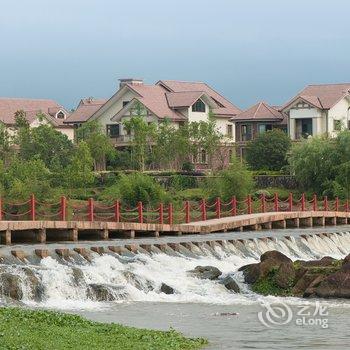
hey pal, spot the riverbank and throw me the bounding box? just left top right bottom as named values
left=0, top=307, right=207, bottom=350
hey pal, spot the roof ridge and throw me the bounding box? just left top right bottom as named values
left=160, top=79, right=205, bottom=84
left=252, top=101, right=263, bottom=119
left=307, top=82, right=350, bottom=87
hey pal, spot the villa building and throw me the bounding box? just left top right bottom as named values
left=232, top=101, right=287, bottom=158
left=76, top=78, right=241, bottom=169
left=281, top=83, right=350, bottom=140
left=0, top=97, right=74, bottom=141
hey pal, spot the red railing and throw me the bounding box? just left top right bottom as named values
left=0, top=193, right=348, bottom=224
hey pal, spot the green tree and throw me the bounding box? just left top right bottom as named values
left=205, top=156, right=254, bottom=201
left=0, top=123, right=13, bottom=165
left=246, top=129, right=291, bottom=171
left=76, top=120, right=116, bottom=170
left=123, top=103, right=157, bottom=171
left=288, top=136, right=336, bottom=194
left=63, top=141, right=95, bottom=189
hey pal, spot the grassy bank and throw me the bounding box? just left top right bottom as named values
left=0, top=308, right=207, bottom=350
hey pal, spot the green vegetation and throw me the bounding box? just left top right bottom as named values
left=0, top=307, right=207, bottom=350
left=246, top=129, right=291, bottom=171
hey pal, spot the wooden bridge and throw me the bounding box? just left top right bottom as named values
left=1, top=210, right=349, bottom=245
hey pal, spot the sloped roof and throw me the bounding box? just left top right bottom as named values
left=125, top=84, right=187, bottom=121
left=0, top=97, right=69, bottom=126
left=165, top=91, right=205, bottom=108
left=158, top=80, right=241, bottom=117
left=65, top=98, right=107, bottom=123
left=234, top=101, right=286, bottom=123
left=282, top=83, right=350, bottom=111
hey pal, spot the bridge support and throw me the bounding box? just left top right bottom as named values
left=0, top=229, right=11, bottom=245
left=37, top=228, right=46, bottom=243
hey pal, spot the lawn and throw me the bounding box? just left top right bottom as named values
left=0, top=308, right=207, bottom=350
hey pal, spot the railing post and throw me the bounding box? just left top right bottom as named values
left=288, top=193, right=293, bottom=211
left=346, top=199, right=349, bottom=212
left=216, top=197, right=221, bottom=219
left=168, top=203, right=173, bottom=225
left=159, top=203, right=164, bottom=224
left=301, top=193, right=306, bottom=211
left=185, top=201, right=190, bottom=223
left=323, top=196, right=328, bottom=211
left=60, top=196, right=66, bottom=221
left=30, top=194, right=36, bottom=221
left=114, top=200, right=120, bottom=222
left=201, top=199, right=207, bottom=221
left=138, top=201, right=143, bottom=224
left=261, top=194, right=266, bottom=213
left=0, top=197, right=2, bottom=221
left=274, top=193, right=279, bottom=212
left=88, top=198, right=94, bottom=222
left=231, top=196, right=237, bottom=216
left=247, top=195, right=252, bottom=214
left=335, top=197, right=339, bottom=212
left=312, top=194, right=317, bottom=211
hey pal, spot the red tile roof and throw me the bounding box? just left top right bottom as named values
left=65, top=98, right=107, bottom=123
left=158, top=80, right=241, bottom=117
left=165, top=91, right=205, bottom=108
left=0, top=97, right=69, bottom=126
left=283, top=83, right=350, bottom=110
left=234, top=101, right=286, bottom=123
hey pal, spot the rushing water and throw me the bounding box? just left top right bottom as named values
left=1, top=232, right=350, bottom=349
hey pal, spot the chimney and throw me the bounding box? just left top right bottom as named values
left=119, top=78, right=143, bottom=89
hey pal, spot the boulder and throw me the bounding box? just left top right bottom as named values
left=314, top=268, right=350, bottom=298
left=21, top=267, right=45, bottom=301
left=260, top=251, right=292, bottom=264
left=239, top=263, right=261, bottom=284
left=87, top=284, right=127, bottom=301
left=274, top=262, right=296, bottom=289
left=160, top=283, right=175, bottom=295
left=343, top=254, right=350, bottom=266
left=220, top=276, right=240, bottom=293
left=188, top=266, right=222, bottom=280
left=71, top=267, right=85, bottom=286
left=0, top=273, right=23, bottom=300
left=123, top=271, right=154, bottom=291
left=300, top=256, right=337, bottom=267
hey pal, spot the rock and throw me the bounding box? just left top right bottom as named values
left=260, top=251, right=292, bottom=264
left=239, top=263, right=261, bottom=284
left=274, top=262, right=296, bottom=289
left=314, top=269, right=350, bottom=298
left=303, top=275, right=325, bottom=297
left=21, top=267, right=45, bottom=301
left=123, top=271, right=154, bottom=291
left=0, top=273, right=23, bottom=300
left=220, top=276, right=240, bottom=293
left=188, top=266, right=222, bottom=280
left=300, top=256, right=336, bottom=267
left=160, top=283, right=175, bottom=294
left=71, top=267, right=85, bottom=286
left=343, top=254, right=350, bottom=266
left=87, top=284, right=127, bottom=301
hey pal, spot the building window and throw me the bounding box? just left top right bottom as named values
left=122, top=101, right=130, bottom=107
left=241, top=124, right=252, bottom=141
left=258, top=124, right=272, bottom=134
left=334, top=119, right=342, bottom=131
left=106, top=124, right=120, bottom=138
left=56, top=111, right=65, bottom=119
left=227, top=124, right=233, bottom=138
left=200, top=149, right=207, bottom=164
left=192, top=99, right=206, bottom=113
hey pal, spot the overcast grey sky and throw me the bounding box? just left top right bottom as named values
left=0, top=0, right=349, bottom=110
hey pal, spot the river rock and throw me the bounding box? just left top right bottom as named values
left=21, top=267, right=45, bottom=301
left=220, top=276, right=240, bottom=293
left=0, top=273, right=23, bottom=300
left=124, top=271, right=154, bottom=292
left=87, top=284, right=127, bottom=301
left=298, top=256, right=337, bottom=268
left=188, top=266, right=222, bottom=280
left=160, top=283, right=175, bottom=294
left=71, top=267, right=85, bottom=286
left=274, top=262, right=296, bottom=289
left=260, top=250, right=292, bottom=264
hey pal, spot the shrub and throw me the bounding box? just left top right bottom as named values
left=204, top=157, right=254, bottom=201
left=246, top=129, right=291, bottom=171
left=100, top=172, right=168, bottom=207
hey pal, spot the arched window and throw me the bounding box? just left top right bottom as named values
left=192, top=99, right=206, bottom=113
left=200, top=149, right=207, bottom=164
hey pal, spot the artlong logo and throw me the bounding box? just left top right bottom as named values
left=258, top=301, right=329, bottom=329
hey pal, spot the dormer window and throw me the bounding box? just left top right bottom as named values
left=192, top=99, right=206, bottom=113
left=56, top=111, right=65, bottom=119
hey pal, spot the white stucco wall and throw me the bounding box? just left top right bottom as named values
left=328, top=97, right=350, bottom=137
left=289, top=107, right=322, bottom=139
left=56, top=127, right=75, bottom=141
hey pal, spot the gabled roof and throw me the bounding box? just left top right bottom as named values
left=282, top=83, right=350, bottom=111
left=65, top=97, right=107, bottom=123
left=157, top=80, right=241, bottom=117
left=234, top=101, right=286, bottom=123
left=0, top=97, right=69, bottom=126
left=166, top=91, right=206, bottom=108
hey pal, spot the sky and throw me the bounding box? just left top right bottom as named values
left=1, top=0, right=350, bottom=111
